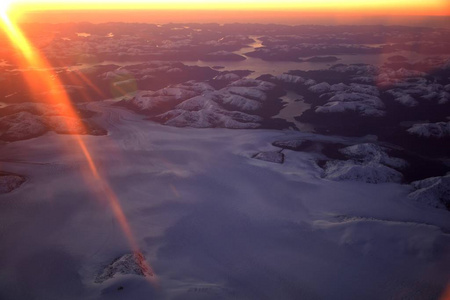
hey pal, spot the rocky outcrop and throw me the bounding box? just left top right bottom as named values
left=409, top=174, right=450, bottom=210
left=95, top=252, right=154, bottom=284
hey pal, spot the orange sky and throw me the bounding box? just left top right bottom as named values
left=2, top=0, right=449, bottom=26
left=4, top=0, right=450, bottom=16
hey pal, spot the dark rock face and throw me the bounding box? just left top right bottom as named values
left=252, top=151, right=285, bottom=164
left=272, top=139, right=305, bottom=151
left=0, top=172, right=26, bottom=193
left=0, top=112, right=48, bottom=141
left=409, top=174, right=450, bottom=211
left=95, top=252, right=154, bottom=284
left=0, top=104, right=107, bottom=142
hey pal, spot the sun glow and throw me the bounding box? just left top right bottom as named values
left=4, top=0, right=450, bottom=16
left=0, top=0, right=12, bottom=17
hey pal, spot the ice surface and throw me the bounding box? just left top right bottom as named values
left=0, top=101, right=449, bottom=300
left=1, top=43, right=450, bottom=300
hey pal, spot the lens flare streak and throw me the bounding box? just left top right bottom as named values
left=1, top=11, right=157, bottom=285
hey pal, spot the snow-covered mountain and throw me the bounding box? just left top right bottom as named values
left=122, top=78, right=285, bottom=129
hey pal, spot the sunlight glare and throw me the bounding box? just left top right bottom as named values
left=0, top=0, right=12, bottom=18
left=5, top=0, right=450, bottom=16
